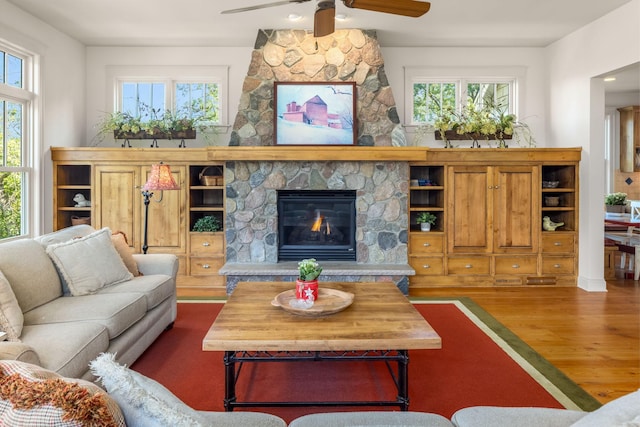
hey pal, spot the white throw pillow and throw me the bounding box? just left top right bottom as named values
left=571, top=389, right=640, bottom=427
left=0, top=269, right=23, bottom=341
left=90, top=353, right=208, bottom=427
left=46, top=227, right=133, bottom=296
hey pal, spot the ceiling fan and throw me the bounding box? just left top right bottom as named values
left=221, top=0, right=431, bottom=38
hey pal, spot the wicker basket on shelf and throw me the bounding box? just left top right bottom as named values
left=199, top=167, right=223, bottom=186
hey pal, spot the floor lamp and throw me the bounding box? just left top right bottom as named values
left=141, top=162, right=180, bottom=254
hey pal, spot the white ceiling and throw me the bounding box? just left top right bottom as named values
left=7, top=0, right=639, bottom=93
left=6, top=0, right=634, bottom=48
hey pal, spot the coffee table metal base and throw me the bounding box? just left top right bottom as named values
left=222, top=349, right=410, bottom=411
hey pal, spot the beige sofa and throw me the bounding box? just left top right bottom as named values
left=0, top=224, right=177, bottom=380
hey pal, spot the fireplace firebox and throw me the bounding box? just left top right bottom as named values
left=277, top=190, right=356, bottom=261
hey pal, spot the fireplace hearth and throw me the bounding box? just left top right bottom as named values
left=277, top=190, right=356, bottom=261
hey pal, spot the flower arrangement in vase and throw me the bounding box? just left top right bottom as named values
left=605, top=192, right=628, bottom=213
left=296, top=258, right=322, bottom=302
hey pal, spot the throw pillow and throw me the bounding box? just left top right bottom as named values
left=90, top=353, right=208, bottom=427
left=0, top=269, right=23, bottom=341
left=46, top=227, right=133, bottom=296
left=111, top=231, right=141, bottom=277
left=0, top=359, right=125, bottom=426
left=571, top=389, right=640, bottom=427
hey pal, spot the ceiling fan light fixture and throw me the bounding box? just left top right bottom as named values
left=335, top=13, right=348, bottom=21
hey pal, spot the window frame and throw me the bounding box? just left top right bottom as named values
left=404, top=66, right=525, bottom=128
left=0, top=41, right=38, bottom=241
left=107, top=65, right=229, bottom=127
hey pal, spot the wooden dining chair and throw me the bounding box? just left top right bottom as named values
left=618, top=226, right=640, bottom=280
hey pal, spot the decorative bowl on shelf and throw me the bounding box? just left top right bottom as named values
left=544, top=196, right=560, bottom=207
left=542, top=181, right=560, bottom=188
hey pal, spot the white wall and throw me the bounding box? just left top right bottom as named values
left=85, top=46, right=253, bottom=147
left=547, top=0, right=640, bottom=291
left=0, top=0, right=85, bottom=233
left=383, top=47, right=548, bottom=147
left=85, top=42, right=548, bottom=148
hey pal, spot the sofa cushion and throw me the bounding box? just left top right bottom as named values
left=451, top=406, right=587, bottom=427
left=289, top=411, right=455, bottom=427
left=0, top=239, right=62, bottom=312
left=570, top=389, right=640, bottom=427
left=0, top=359, right=125, bottom=426
left=46, top=227, right=133, bottom=296
left=0, top=269, right=24, bottom=341
left=111, top=231, right=141, bottom=277
left=23, top=293, right=147, bottom=339
left=20, top=322, right=109, bottom=378
left=90, top=353, right=213, bottom=426
left=98, top=274, right=174, bottom=311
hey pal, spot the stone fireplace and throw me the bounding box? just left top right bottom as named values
left=220, top=29, right=414, bottom=293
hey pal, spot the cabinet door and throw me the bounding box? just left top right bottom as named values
left=142, top=165, right=186, bottom=254
left=447, top=166, right=490, bottom=253
left=94, top=165, right=140, bottom=247
left=492, top=165, right=538, bottom=253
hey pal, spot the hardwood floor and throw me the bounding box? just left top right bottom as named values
left=409, top=280, right=640, bottom=404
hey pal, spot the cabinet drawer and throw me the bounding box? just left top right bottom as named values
left=541, top=256, right=575, bottom=274
left=541, top=234, right=575, bottom=253
left=447, top=256, right=490, bottom=275
left=190, top=233, right=224, bottom=256
left=410, top=256, right=444, bottom=275
left=494, top=256, right=538, bottom=275
left=410, top=234, right=444, bottom=254
left=189, top=257, right=224, bottom=276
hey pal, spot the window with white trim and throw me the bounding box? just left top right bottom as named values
left=113, top=66, right=227, bottom=126
left=0, top=45, right=34, bottom=240
left=405, top=67, right=523, bottom=127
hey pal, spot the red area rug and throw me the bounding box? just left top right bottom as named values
left=131, top=300, right=597, bottom=423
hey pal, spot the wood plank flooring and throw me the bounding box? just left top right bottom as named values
left=410, top=280, right=640, bottom=404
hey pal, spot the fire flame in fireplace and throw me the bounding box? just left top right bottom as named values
left=310, top=211, right=331, bottom=234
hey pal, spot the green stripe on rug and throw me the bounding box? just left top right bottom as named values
left=411, top=296, right=602, bottom=412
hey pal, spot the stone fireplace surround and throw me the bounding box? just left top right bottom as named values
left=220, top=159, right=414, bottom=293
left=220, top=29, right=415, bottom=293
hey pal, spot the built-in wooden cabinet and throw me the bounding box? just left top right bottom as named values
left=53, top=147, right=580, bottom=293
left=619, top=105, right=640, bottom=173
left=52, top=148, right=225, bottom=297
left=409, top=148, right=580, bottom=288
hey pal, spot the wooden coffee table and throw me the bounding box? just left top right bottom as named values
left=202, top=281, right=441, bottom=411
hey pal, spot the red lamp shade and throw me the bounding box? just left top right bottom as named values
left=143, top=163, right=180, bottom=191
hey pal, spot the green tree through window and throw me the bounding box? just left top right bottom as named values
left=0, top=46, right=26, bottom=240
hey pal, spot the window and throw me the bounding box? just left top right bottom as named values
left=405, top=67, right=523, bottom=127
left=114, top=69, right=226, bottom=126
left=0, top=45, right=34, bottom=240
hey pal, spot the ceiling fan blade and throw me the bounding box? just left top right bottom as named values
left=342, top=0, right=430, bottom=17
left=314, top=1, right=336, bottom=37
left=221, top=0, right=310, bottom=14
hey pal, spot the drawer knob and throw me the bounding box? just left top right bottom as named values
left=512, top=264, right=520, bottom=269
left=202, top=242, right=210, bottom=247
left=423, top=264, right=431, bottom=269
left=553, top=264, right=561, bottom=268
left=202, top=264, right=210, bottom=269
left=423, top=243, right=430, bottom=247
left=465, top=264, right=473, bottom=269
left=554, top=242, right=562, bottom=246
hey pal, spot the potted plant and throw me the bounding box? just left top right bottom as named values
left=605, top=192, right=628, bottom=213
left=296, top=258, right=322, bottom=302
left=429, top=99, right=535, bottom=148
left=416, top=212, right=437, bottom=232
left=95, top=103, right=208, bottom=146
left=192, top=216, right=222, bottom=232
